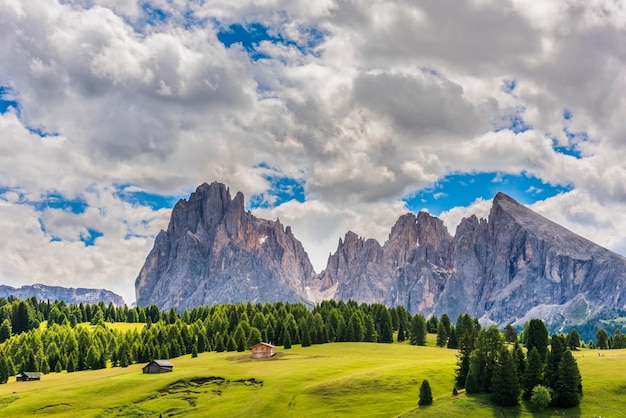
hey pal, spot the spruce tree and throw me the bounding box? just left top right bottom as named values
left=283, top=329, right=292, bottom=349
left=447, top=327, right=458, bottom=349
left=545, top=334, right=566, bottom=392
left=436, top=322, right=448, bottom=347
left=567, top=329, right=580, bottom=350
left=513, top=341, right=525, bottom=382
left=555, top=349, right=582, bottom=407
left=301, top=324, right=312, bottom=347
left=0, top=356, right=8, bottom=384
left=490, top=348, right=520, bottom=406
left=418, top=379, right=433, bottom=406
left=526, top=319, right=549, bottom=361
left=523, top=347, right=543, bottom=398
left=595, top=328, right=608, bottom=349
left=455, top=332, right=474, bottom=388
left=410, top=314, right=427, bottom=346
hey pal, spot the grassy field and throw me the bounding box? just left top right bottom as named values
left=0, top=338, right=624, bottom=417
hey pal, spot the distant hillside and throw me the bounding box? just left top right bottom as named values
left=0, top=283, right=125, bottom=306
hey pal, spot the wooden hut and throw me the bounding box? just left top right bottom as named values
left=142, top=359, right=174, bottom=374
left=16, top=372, right=41, bottom=381
left=250, top=342, right=276, bottom=359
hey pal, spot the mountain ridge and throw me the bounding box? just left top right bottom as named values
left=135, top=182, right=626, bottom=330
left=0, top=283, right=125, bottom=306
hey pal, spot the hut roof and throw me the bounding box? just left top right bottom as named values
left=250, top=342, right=276, bottom=349
left=152, top=359, right=174, bottom=367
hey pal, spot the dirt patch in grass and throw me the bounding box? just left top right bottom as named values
left=34, top=403, right=72, bottom=414
left=0, top=395, right=18, bottom=408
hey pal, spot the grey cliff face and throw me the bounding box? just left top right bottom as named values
left=135, top=182, right=315, bottom=310
left=136, top=183, right=626, bottom=330
left=0, top=284, right=125, bottom=306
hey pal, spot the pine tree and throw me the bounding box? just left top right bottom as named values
left=595, top=328, right=608, bottom=349
left=436, top=322, right=448, bottom=347
left=545, top=334, right=566, bottom=392
left=455, top=332, right=474, bottom=389
left=567, top=329, right=580, bottom=350
left=555, top=349, right=582, bottom=408
left=283, top=329, right=292, bottom=349
left=191, top=344, right=198, bottom=358
left=410, top=314, right=427, bottom=346
left=504, top=323, right=518, bottom=343
left=447, top=328, right=458, bottom=349
left=490, top=348, right=520, bottom=406
left=418, top=379, right=433, bottom=406
left=397, top=319, right=406, bottom=342
left=301, top=324, right=312, bottom=347
left=513, top=341, right=525, bottom=382
left=526, top=319, right=549, bottom=361
left=0, top=319, right=12, bottom=343
left=248, top=327, right=262, bottom=347
left=0, top=356, right=9, bottom=384
left=522, top=347, right=543, bottom=398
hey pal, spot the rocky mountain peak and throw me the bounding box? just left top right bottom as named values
left=135, top=182, right=315, bottom=310
left=136, top=185, right=626, bottom=331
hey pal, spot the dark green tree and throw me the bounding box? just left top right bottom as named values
left=300, top=323, right=312, bottom=347
left=513, top=341, right=525, bottom=382
left=427, top=315, right=438, bottom=334
left=526, top=319, right=549, bottom=361
left=418, top=379, right=433, bottom=406
left=567, top=329, right=580, bottom=350
left=410, top=314, right=427, bottom=346
left=555, top=349, right=582, bottom=407
left=490, top=348, right=520, bottom=406
left=436, top=322, right=448, bottom=347
left=454, top=331, right=474, bottom=389
left=283, top=329, right=292, bottom=349
left=504, top=324, right=517, bottom=343
left=468, top=325, right=504, bottom=392
left=447, top=327, right=458, bottom=349
left=545, top=334, right=566, bottom=391
left=248, top=327, right=262, bottom=347
left=0, top=319, right=12, bottom=343
left=595, top=328, right=608, bottom=349
left=0, top=356, right=8, bottom=384
left=522, top=347, right=543, bottom=398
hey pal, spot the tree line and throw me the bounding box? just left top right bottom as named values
left=454, top=318, right=583, bottom=409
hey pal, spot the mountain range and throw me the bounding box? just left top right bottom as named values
left=0, top=283, right=125, bottom=306
left=135, top=182, right=626, bottom=330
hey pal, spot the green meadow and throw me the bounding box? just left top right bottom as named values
left=1, top=337, right=625, bottom=417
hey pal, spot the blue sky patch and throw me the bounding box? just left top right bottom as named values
left=115, top=184, right=180, bottom=210
left=217, top=21, right=325, bottom=60
left=0, top=86, right=19, bottom=114
left=81, top=228, right=103, bottom=247
left=502, top=78, right=517, bottom=94
left=31, top=192, right=88, bottom=214
left=502, top=113, right=531, bottom=134
left=141, top=3, right=170, bottom=25
left=404, top=172, right=572, bottom=215
left=248, top=168, right=305, bottom=209
left=563, top=108, right=573, bottom=120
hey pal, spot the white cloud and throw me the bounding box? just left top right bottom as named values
left=0, top=0, right=625, bottom=303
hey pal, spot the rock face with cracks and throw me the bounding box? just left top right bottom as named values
left=135, top=182, right=315, bottom=310
left=136, top=183, right=626, bottom=330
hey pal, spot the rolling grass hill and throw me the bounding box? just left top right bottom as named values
left=0, top=338, right=624, bottom=417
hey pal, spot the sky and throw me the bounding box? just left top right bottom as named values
left=1, top=0, right=626, bottom=305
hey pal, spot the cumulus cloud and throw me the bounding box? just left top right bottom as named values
left=0, top=0, right=625, bottom=303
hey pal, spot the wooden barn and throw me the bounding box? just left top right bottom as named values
left=142, top=359, right=174, bottom=374
left=16, top=372, right=41, bottom=381
left=250, top=342, right=276, bottom=359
